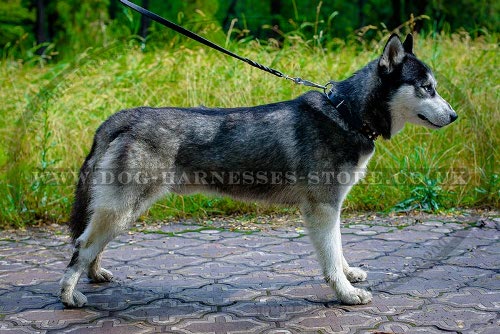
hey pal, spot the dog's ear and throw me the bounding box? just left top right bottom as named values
left=403, top=34, right=413, bottom=54
left=379, top=34, right=405, bottom=73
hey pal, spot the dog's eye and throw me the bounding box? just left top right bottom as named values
left=421, top=84, right=434, bottom=95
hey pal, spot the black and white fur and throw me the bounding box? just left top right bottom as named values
left=60, top=34, right=457, bottom=307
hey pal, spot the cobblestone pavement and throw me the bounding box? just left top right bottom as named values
left=1, top=211, right=499, bottom=333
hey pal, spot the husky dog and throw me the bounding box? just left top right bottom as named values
left=60, top=34, right=457, bottom=307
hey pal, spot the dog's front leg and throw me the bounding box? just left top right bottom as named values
left=302, top=203, right=372, bottom=305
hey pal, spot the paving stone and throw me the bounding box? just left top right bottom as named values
left=222, top=250, right=298, bottom=268
left=121, top=299, right=214, bottom=326
left=422, top=221, right=444, bottom=227
left=348, top=224, right=371, bottom=230
left=478, top=242, right=500, bottom=255
left=172, top=283, right=263, bottom=306
left=274, top=282, right=335, bottom=303
left=361, top=254, right=410, bottom=271
left=60, top=318, right=156, bottom=334
left=342, top=247, right=383, bottom=264
left=418, top=264, right=494, bottom=283
left=369, top=322, right=448, bottom=333
left=147, top=224, right=204, bottom=234
left=405, top=224, right=436, bottom=232
left=40, top=259, right=68, bottom=272
left=266, top=229, right=302, bottom=239
left=436, top=287, right=500, bottom=312
left=85, top=286, right=159, bottom=311
left=199, top=229, right=221, bottom=234
left=177, top=231, right=224, bottom=241
left=341, top=234, right=369, bottom=244
left=430, top=227, right=453, bottom=233
left=392, top=242, right=464, bottom=260
left=221, top=271, right=308, bottom=290
left=0, top=261, right=31, bottom=273
left=443, top=248, right=500, bottom=269
left=1, top=268, right=60, bottom=287
left=139, top=236, right=205, bottom=251
left=374, top=276, right=461, bottom=298
left=0, top=211, right=498, bottom=333
left=172, top=261, right=253, bottom=279
left=0, top=244, right=40, bottom=258
left=92, top=262, right=161, bottom=280
left=259, top=329, right=299, bottom=334
left=272, top=257, right=322, bottom=277
left=6, top=248, right=66, bottom=266
left=128, top=273, right=209, bottom=293
left=0, top=289, right=57, bottom=314
left=470, top=318, right=500, bottom=334
left=260, top=241, right=314, bottom=256
left=138, top=253, right=208, bottom=271
left=469, top=273, right=500, bottom=290
left=220, top=234, right=283, bottom=248
left=467, top=228, right=500, bottom=241
left=175, top=243, right=246, bottom=259
left=374, top=230, right=441, bottom=242
left=396, top=304, right=497, bottom=332
left=0, top=321, right=45, bottom=334
left=24, top=278, right=113, bottom=296
left=192, top=234, right=223, bottom=242
left=171, top=313, right=272, bottom=333
left=340, top=293, right=425, bottom=315
left=6, top=308, right=105, bottom=331
left=287, top=308, right=386, bottom=334
left=353, top=230, right=379, bottom=236
left=102, top=245, right=164, bottom=262
left=346, top=238, right=405, bottom=252
left=224, top=296, right=320, bottom=321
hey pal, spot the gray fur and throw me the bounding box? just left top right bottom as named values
left=60, top=34, right=457, bottom=307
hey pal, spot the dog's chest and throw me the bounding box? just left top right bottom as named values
left=353, top=150, right=374, bottom=184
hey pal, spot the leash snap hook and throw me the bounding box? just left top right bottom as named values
left=323, top=81, right=335, bottom=96
left=289, top=77, right=327, bottom=90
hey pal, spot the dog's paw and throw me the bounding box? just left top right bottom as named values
left=337, top=287, right=372, bottom=305
left=88, top=268, right=113, bottom=283
left=61, top=289, right=88, bottom=308
left=345, top=266, right=367, bottom=283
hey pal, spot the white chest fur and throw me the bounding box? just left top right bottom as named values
left=353, top=150, right=374, bottom=185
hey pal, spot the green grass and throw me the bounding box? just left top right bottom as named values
left=0, top=31, right=498, bottom=228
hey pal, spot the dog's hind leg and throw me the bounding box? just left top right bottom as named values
left=60, top=207, right=133, bottom=308
left=302, top=202, right=372, bottom=305
left=88, top=252, right=113, bottom=283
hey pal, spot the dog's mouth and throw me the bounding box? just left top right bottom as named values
left=417, top=114, right=443, bottom=128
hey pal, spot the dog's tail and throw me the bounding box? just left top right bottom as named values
left=69, top=110, right=134, bottom=242
left=69, top=137, right=99, bottom=242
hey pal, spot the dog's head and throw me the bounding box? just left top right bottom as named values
left=379, top=34, right=458, bottom=135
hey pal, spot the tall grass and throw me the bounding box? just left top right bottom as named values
left=0, top=30, right=498, bottom=228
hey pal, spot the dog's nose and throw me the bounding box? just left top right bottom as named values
left=450, top=113, right=458, bottom=123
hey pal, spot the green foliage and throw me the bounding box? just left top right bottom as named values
left=390, top=147, right=451, bottom=212
left=0, top=0, right=34, bottom=57
left=392, top=177, right=445, bottom=212
left=0, top=0, right=498, bottom=61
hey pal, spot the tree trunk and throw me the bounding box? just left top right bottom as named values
left=34, top=0, right=48, bottom=55
left=139, top=0, right=151, bottom=40
left=390, top=0, right=401, bottom=30
left=358, top=0, right=367, bottom=27
left=412, top=0, right=429, bottom=31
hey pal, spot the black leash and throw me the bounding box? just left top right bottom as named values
left=118, top=0, right=380, bottom=140
left=119, top=0, right=328, bottom=91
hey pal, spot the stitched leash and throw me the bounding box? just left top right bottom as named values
left=119, top=0, right=328, bottom=91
